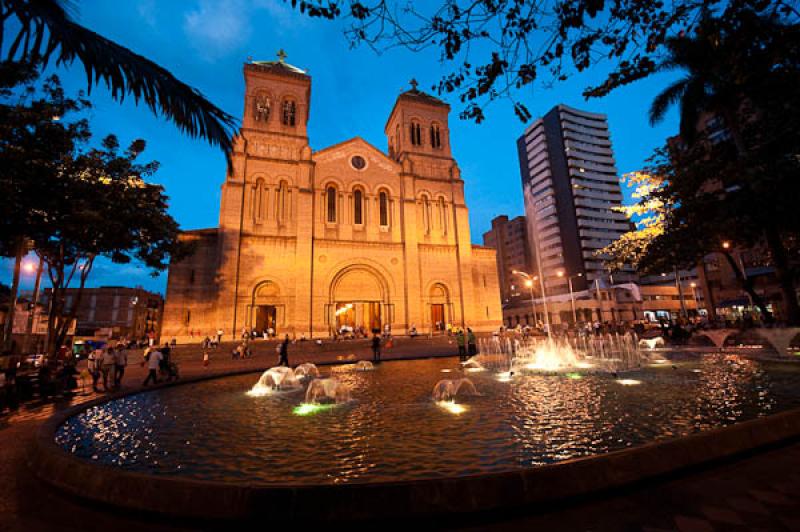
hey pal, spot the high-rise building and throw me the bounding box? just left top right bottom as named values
left=516, top=105, right=631, bottom=295
left=482, top=215, right=533, bottom=304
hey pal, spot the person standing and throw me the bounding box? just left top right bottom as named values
left=371, top=334, right=381, bottom=362
left=278, top=335, right=290, bottom=367
left=467, top=328, right=477, bottom=357
left=216, top=328, right=223, bottom=345
left=113, top=346, right=127, bottom=389
left=87, top=348, right=101, bottom=392
left=203, top=350, right=210, bottom=368
left=142, top=347, right=163, bottom=386
left=456, top=329, right=467, bottom=361
left=100, top=347, right=115, bottom=392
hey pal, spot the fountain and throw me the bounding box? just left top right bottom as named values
left=432, top=378, right=479, bottom=402
left=294, top=363, right=320, bottom=379
left=305, top=378, right=351, bottom=404
left=355, top=360, right=375, bottom=371
left=247, top=367, right=302, bottom=396
left=639, top=337, right=665, bottom=350
left=478, top=332, right=647, bottom=375
left=754, top=328, right=800, bottom=356
left=460, top=357, right=486, bottom=372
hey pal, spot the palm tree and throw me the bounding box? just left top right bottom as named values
left=1, top=0, right=236, bottom=154
left=647, top=17, right=746, bottom=151
left=647, top=12, right=800, bottom=325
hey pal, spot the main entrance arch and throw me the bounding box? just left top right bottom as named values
left=250, top=280, right=284, bottom=334
left=328, top=265, right=389, bottom=334
left=429, top=282, right=451, bottom=333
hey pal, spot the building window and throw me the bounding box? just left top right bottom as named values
left=379, top=191, right=389, bottom=226
left=438, top=197, right=447, bottom=234
left=326, top=186, right=337, bottom=223
left=282, top=100, right=296, bottom=126
left=410, top=121, right=421, bottom=145
left=353, top=189, right=363, bottom=225
left=185, top=310, right=191, bottom=325
left=430, top=124, right=441, bottom=148
left=276, top=180, right=288, bottom=222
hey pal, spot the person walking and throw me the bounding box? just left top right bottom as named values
left=371, top=333, right=381, bottom=362
left=113, top=346, right=127, bottom=389
left=216, top=328, right=223, bottom=345
left=142, top=347, right=163, bottom=386
left=87, top=347, right=102, bottom=392
left=100, top=347, right=115, bottom=392
left=467, top=328, right=477, bottom=357
left=278, top=335, right=290, bottom=367
left=456, top=329, right=467, bottom=361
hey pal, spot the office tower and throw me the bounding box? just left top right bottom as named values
left=482, top=215, right=533, bottom=304
left=517, top=105, right=630, bottom=295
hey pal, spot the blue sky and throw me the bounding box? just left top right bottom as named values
left=6, top=0, right=680, bottom=294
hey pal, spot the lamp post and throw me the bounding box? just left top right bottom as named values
left=558, top=271, right=582, bottom=325
left=690, top=282, right=698, bottom=314
left=512, top=270, right=539, bottom=330
left=513, top=269, right=550, bottom=338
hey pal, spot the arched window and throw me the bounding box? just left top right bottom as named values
left=252, top=178, right=266, bottom=222
left=353, top=189, right=363, bottom=225
left=282, top=100, right=296, bottom=126
left=438, top=197, right=447, bottom=234
left=410, top=121, right=421, bottom=145
left=421, top=195, right=431, bottom=234
left=379, top=191, right=389, bottom=227
left=326, top=186, right=337, bottom=223
left=275, top=180, right=288, bottom=222
left=430, top=123, right=441, bottom=148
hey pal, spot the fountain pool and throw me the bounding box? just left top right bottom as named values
left=55, top=355, right=800, bottom=485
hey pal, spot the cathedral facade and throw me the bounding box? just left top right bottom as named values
left=161, top=58, right=502, bottom=341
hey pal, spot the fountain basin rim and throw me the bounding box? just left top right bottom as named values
left=29, top=365, right=800, bottom=522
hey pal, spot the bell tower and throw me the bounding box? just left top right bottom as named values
left=385, top=79, right=452, bottom=161
left=242, top=50, right=311, bottom=139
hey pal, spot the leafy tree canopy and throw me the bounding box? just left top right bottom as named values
left=285, top=0, right=799, bottom=122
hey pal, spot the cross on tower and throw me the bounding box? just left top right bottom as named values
left=409, top=78, right=418, bottom=91
left=277, top=49, right=288, bottom=62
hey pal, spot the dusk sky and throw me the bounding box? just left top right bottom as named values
left=7, top=0, right=681, bottom=294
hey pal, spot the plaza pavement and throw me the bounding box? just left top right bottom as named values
left=1, top=337, right=799, bottom=531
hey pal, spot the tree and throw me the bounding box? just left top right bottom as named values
left=645, top=10, right=800, bottom=324
left=1, top=0, right=236, bottom=153
left=0, top=64, right=90, bottom=349
left=597, top=168, right=669, bottom=272
left=284, top=0, right=799, bottom=122
left=0, top=71, right=187, bottom=353
left=36, top=133, right=188, bottom=355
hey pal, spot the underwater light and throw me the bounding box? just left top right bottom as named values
left=575, top=362, right=594, bottom=369
left=465, top=367, right=485, bottom=373
left=496, top=372, right=513, bottom=382
left=616, top=379, right=642, bottom=386
left=441, top=369, right=452, bottom=373
left=437, top=401, right=467, bottom=415
left=565, top=372, right=583, bottom=380
left=293, top=403, right=335, bottom=416
left=246, top=387, right=271, bottom=397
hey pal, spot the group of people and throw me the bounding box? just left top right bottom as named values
left=140, top=344, right=178, bottom=387
left=454, top=327, right=478, bottom=361
left=86, top=345, right=128, bottom=392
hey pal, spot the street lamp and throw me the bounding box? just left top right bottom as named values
left=558, top=270, right=583, bottom=325
left=513, top=269, right=549, bottom=337
left=512, top=270, right=539, bottom=331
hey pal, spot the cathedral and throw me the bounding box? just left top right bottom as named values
left=161, top=55, right=502, bottom=341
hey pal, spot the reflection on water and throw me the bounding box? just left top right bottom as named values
left=55, top=354, right=800, bottom=485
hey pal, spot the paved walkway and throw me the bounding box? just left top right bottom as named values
left=2, top=338, right=800, bottom=531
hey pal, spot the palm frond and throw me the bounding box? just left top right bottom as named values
left=648, top=77, right=688, bottom=126
left=4, top=0, right=237, bottom=157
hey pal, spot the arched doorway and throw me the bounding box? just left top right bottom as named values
left=429, top=283, right=450, bottom=334
left=330, top=266, right=388, bottom=334
left=251, top=280, right=282, bottom=334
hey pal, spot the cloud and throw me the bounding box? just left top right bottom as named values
left=183, top=0, right=253, bottom=60
left=137, top=0, right=157, bottom=28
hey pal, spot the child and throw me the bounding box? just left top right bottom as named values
left=203, top=350, right=210, bottom=368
